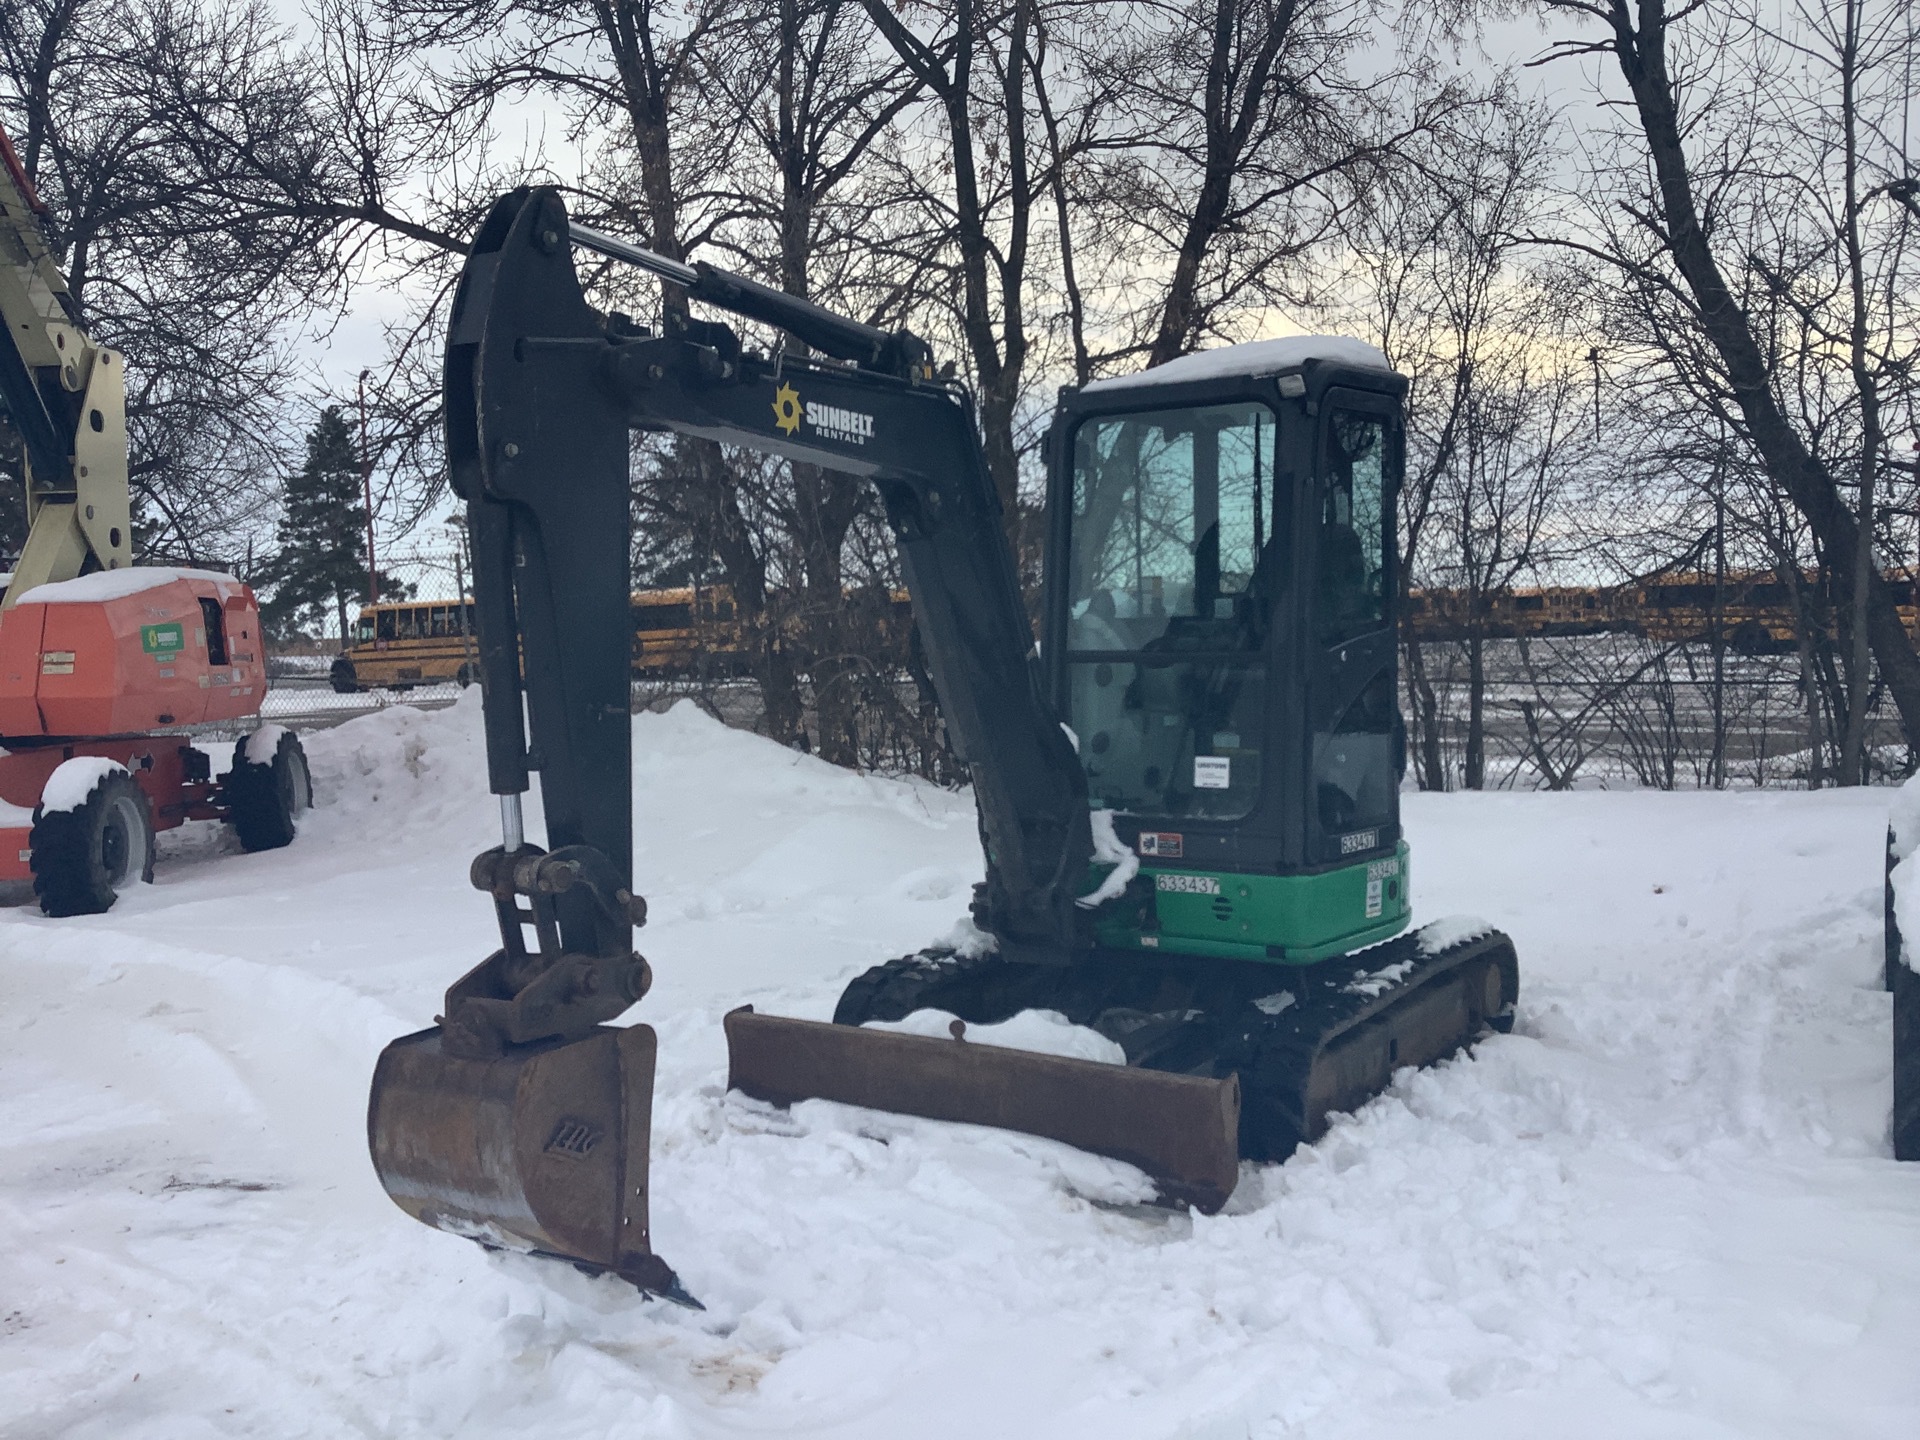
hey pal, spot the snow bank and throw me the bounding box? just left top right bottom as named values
left=3, top=700, right=1916, bottom=1440
left=1082, top=335, right=1392, bottom=392
left=37, top=755, right=127, bottom=813
left=15, top=565, right=243, bottom=605
left=1890, top=773, right=1920, bottom=861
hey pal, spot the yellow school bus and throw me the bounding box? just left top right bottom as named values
left=331, top=600, right=479, bottom=691
left=332, top=588, right=756, bottom=692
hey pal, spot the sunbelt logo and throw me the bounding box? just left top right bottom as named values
left=142, top=622, right=184, bottom=657
left=772, top=382, right=874, bottom=446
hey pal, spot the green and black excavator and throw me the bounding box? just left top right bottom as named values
left=367, top=187, right=1518, bottom=1300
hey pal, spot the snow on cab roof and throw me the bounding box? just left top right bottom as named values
left=1081, top=336, right=1392, bottom=393
left=15, top=566, right=244, bottom=606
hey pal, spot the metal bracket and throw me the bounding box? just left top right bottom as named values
left=438, top=842, right=651, bottom=1058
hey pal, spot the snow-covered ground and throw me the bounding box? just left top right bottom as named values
left=3, top=695, right=1916, bottom=1439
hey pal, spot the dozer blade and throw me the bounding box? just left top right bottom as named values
left=724, top=1007, right=1242, bottom=1213
left=368, top=1022, right=698, bottom=1306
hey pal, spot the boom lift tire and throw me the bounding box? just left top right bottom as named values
left=225, top=729, right=312, bottom=852
left=30, top=768, right=156, bottom=916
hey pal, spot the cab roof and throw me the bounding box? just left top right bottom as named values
left=1079, top=336, right=1392, bottom=394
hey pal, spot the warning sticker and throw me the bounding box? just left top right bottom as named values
left=1137, top=831, right=1184, bottom=859
left=1193, top=756, right=1231, bottom=790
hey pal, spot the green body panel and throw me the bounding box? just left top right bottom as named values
left=1088, top=842, right=1411, bottom=964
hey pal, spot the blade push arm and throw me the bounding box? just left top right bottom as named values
left=446, top=187, right=1092, bottom=967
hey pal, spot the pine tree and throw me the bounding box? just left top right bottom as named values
left=261, top=407, right=369, bottom=644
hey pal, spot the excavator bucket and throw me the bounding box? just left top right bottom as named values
left=724, top=1007, right=1243, bottom=1212
left=368, top=1022, right=697, bottom=1305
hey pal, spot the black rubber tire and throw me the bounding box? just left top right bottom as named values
left=31, top=769, right=156, bottom=917
left=224, top=730, right=313, bottom=852
left=329, top=657, right=359, bottom=694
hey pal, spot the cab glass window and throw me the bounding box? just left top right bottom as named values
left=1067, top=401, right=1274, bottom=655
left=1063, top=400, right=1276, bottom=821
left=1317, top=410, right=1390, bottom=645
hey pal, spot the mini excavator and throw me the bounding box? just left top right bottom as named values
left=367, top=188, right=1518, bottom=1299
left=0, top=131, right=307, bottom=915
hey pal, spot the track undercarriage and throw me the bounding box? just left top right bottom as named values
left=727, top=920, right=1518, bottom=1213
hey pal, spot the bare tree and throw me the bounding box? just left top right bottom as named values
left=0, top=0, right=364, bottom=564
left=1349, top=90, right=1576, bottom=789
left=1081, top=0, right=1471, bottom=369
left=704, top=0, right=925, bottom=764
left=1531, top=0, right=1920, bottom=775
left=857, top=0, right=1045, bottom=531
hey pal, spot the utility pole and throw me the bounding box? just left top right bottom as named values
left=448, top=519, right=476, bottom=684
left=357, top=369, right=379, bottom=605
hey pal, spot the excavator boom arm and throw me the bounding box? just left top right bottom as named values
left=447, top=186, right=1091, bottom=962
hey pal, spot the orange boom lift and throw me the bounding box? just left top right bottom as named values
left=0, top=130, right=310, bottom=912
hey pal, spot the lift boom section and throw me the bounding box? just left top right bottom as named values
left=0, top=131, right=133, bottom=601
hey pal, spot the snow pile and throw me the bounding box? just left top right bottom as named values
left=1074, top=807, right=1138, bottom=909
left=1345, top=957, right=1417, bottom=998
left=15, top=566, right=244, bottom=606
left=234, top=723, right=290, bottom=766
left=36, top=755, right=127, bottom=813
left=3, top=697, right=1917, bottom=1439
left=1416, top=913, right=1498, bottom=956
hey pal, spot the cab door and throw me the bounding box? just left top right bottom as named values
left=1305, top=388, right=1401, bottom=865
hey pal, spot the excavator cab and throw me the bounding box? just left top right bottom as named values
left=1044, top=352, right=1412, bottom=962
left=367, top=188, right=1516, bottom=1297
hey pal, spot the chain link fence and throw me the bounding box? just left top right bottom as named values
left=244, top=552, right=471, bottom=735
left=1405, top=635, right=1912, bottom=790
left=236, top=558, right=1914, bottom=792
